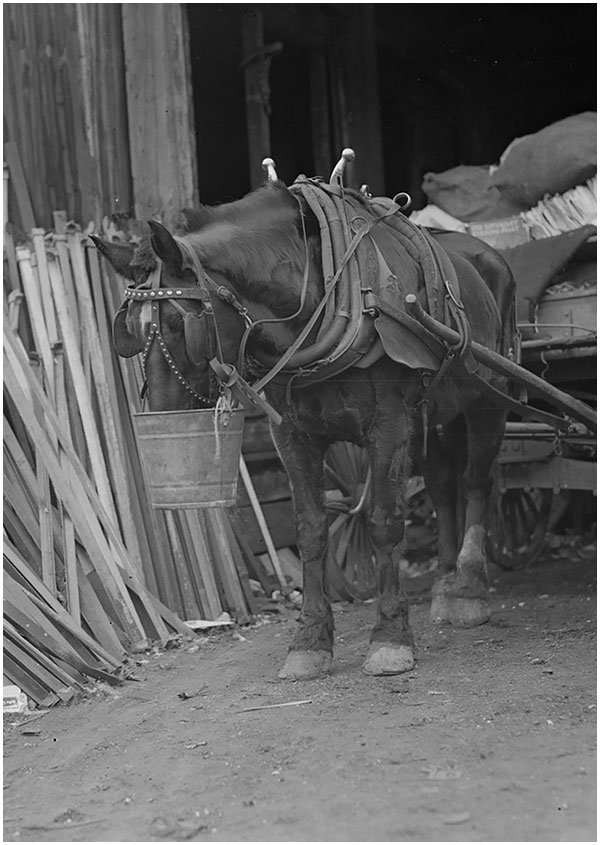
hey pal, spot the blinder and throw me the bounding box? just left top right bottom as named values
left=112, top=304, right=145, bottom=358
left=183, top=310, right=218, bottom=365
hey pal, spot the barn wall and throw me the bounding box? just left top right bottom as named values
left=121, top=3, right=199, bottom=224
left=3, top=3, right=198, bottom=234
left=3, top=3, right=132, bottom=232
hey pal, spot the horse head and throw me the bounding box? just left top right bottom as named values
left=93, top=182, right=324, bottom=411
left=91, top=224, right=246, bottom=410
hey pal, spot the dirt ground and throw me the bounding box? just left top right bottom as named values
left=3, top=549, right=597, bottom=843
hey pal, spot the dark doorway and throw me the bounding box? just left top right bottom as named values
left=186, top=5, right=596, bottom=207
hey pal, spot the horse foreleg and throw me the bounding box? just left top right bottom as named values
left=272, top=426, right=333, bottom=680
left=430, top=401, right=506, bottom=627
left=363, top=417, right=415, bottom=676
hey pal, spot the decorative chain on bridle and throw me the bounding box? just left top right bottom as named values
left=122, top=258, right=254, bottom=407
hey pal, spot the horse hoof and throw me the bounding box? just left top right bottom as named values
left=278, top=650, right=333, bottom=681
left=430, top=595, right=491, bottom=628
left=362, top=643, right=415, bottom=676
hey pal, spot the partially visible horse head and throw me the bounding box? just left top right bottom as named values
left=92, top=182, right=323, bottom=411
left=91, top=223, right=244, bottom=410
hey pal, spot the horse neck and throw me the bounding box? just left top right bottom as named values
left=210, top=246, right=324, bottom=356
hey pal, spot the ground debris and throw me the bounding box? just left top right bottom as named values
left=238, top=698, right=312, bottom=713
left=149, top=815, right=208, bottom=840
left=177, top=685, right=208, bottom=701
left=421, top=763, right=461, bottom=780
left=444, top=811, right=471, bottom=825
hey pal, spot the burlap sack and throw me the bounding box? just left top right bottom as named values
left=421, top=165, right=525, bottom=222
left=492, top=112, right=597, bottom=207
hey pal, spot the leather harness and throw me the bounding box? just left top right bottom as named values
left=115, top=179, right=476, bottom=413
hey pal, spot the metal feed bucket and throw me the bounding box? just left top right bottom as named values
left=133, top=407, right=245, bottom=508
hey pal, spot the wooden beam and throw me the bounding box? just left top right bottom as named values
left=335, top=7, right=385, bottom=193
left=121, top=4, right=198, bottom=224
left=242, top=7, right=271, bottom=188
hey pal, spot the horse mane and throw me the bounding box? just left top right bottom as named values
left=176, top=183, right=318, bottom=314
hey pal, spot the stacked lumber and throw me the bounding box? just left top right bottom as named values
left=523, top=176, right=597, bottom=240
left=3, top=167, right=298, bottom=703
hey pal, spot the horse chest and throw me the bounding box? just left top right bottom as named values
left=270, top=381, right=378, bottom=446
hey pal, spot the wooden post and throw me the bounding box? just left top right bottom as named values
left=121, top=4, right=198, bottom=224
left=309, top=52, right=332, bottom=179
left=242, top=7, right=271, bottom=188
left=335, top=7, right=385, bottom=193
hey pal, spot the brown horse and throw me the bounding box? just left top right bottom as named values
left=92, top=179, right=515, bottom=680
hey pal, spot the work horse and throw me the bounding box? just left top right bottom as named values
left=92, top=161, right=516, bottom=680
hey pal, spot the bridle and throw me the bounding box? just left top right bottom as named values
left=120, top=253, right=253, bottom=407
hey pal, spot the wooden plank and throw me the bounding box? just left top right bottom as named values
left=275, top=547, right=303, bottom=589
left=66, top=232, right=124, bottom=528
left=46, top=251, right=118, bottom=524
left=3, top=586, right=119, bottom=686
left=205, top=508, right=249, bottom=619
left=3, top=502, right=42, bottom=575
left=4, top=619, right=84, bottom=688
left=4, top=624, right=80, bottom=694
left=31, top=367, right=57, bottom=596
left=309, top=51, right=333, bottom=179
left=85, top=240, right=147, bottom=581
left=3, top=418, right=38, bottom=515
left=4, top=540, right=123, bottom=667
left=5, top=325, right=163, bottom=637
left=138, top=589, right=198, bottom=639
left=52, top=341, right=80, bottom=620
left=163, top=510, right=201, bottom=621
left=335, top=7, right=385, bottom=192
left=230, top=513, right=278, bottom=596
left=53, top=235, right=81, bottom=342
left=3, top=332, right=149, bottom=646
left=77, top=566, right=127, bottom=659
left=4, top=575, right=98, bottom=670
left=121, top=4, right=198, bottom=225
left=3, top=140, right=36, bottom=231
left=3, top=651, right=59, bottom=708
left=239, top=456, right=287, bottom=588
left=113, top=566, right=171, bottom=643
left=185, top=511, right=224, bottom=621
left=221, top=510, right=258, bottom=615
left=149, top=512, right=183, bottom=618
left=176, top=511, right=211, bottom=619
left=241, top=8, right=271, bottom=189
left=235, top=500, right=297, bottom=554
left=16, top=249, right=54, bottom=394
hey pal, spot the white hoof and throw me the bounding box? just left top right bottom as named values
left=362, top=643, right=415, bottom=676
left=278, top=650, right=333, bottom=680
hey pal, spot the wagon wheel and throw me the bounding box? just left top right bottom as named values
left=486, top=487, right=553, bottom=570
left=324, top=443, right=379, bottom=602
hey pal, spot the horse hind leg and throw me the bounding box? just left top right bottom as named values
left=362, top=419, right=415, bottom=676
left=420, top=415, right=467, bottom=575
left=429, top=400, right=506, bottom=627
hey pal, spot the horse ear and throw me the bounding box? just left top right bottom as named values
left=147, top=221, right=184, bottom=270
left=90, top=236, right=136, bottom=280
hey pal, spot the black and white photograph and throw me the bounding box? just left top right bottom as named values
left=3, top=2, right=597, bottom=841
